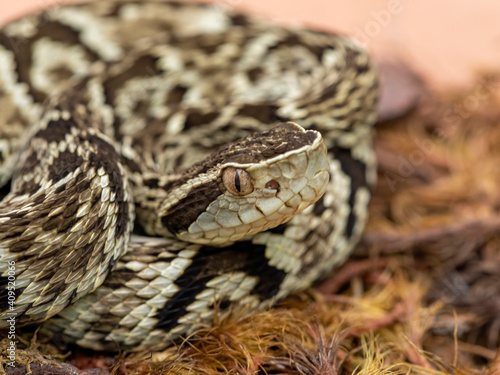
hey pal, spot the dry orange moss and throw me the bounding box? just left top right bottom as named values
left=119, top=269, right=492, bottom=374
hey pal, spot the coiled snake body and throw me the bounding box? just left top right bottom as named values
left=0, top=1, right=378, bottom=351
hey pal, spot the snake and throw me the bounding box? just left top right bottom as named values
left=0, top=0, right=378, bottom=352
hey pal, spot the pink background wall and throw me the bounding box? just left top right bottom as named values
left=1, top=0, right=499, bottom=90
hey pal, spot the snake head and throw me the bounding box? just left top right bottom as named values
left=159, top=122, right=329, bottom=245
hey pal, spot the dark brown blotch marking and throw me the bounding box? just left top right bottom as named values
left=0, top=20, right=97, bottom=103
left=230, top=14, right=250, bottom=26
left=166, top=84, right=188, bottom=104
left=154, top=241, right=286, bottom=332
left=144, top=178, right=159, bottom=188
left=48, top=149, right=83, bottom=182
left=316, top=82, right=339, bottom=103
left=268, top=33, right=325, bottom=60
left=85, top=134, right=129, bottom=238
left=161, top=180, right=221, bottom=235
left=237, top=104, right=284, bottom=124
left=247, top=67, right=263, bottom=82
left=35, top=118, right=76, bottom=144
left=268, top=223, right=287, bottom=235
left=0, top=276, right=25, bottom=311
left=123, top=156, right=142, bottom=174
left=15, top=151, right=40, bottom=194
left=183, top=111, right=219, bottom=130
left=332, top=146, right=368, bottom=237
left=312, top=195, right=326, bottom=217
left=103, top=54, right=161, bottom=105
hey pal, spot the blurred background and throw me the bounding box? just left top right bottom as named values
left=1, top=0, right=500, bottom=90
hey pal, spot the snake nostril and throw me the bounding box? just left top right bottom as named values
left=265, top=179, right=279, bottom=191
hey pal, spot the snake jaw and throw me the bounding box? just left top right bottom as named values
left=173, top=123, right=330, bottom=246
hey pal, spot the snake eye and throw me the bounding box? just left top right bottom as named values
left=222, top=167, right=253, bottom=196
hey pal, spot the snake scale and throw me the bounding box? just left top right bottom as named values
left=0, top=0, right=378, bottom=352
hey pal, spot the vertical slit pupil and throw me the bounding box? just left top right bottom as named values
left=235, top=170, right=241, bottom=192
